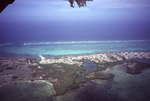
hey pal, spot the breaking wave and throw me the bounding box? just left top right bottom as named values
left=0, top=43, right=12, bottom=47
left=23, top=40, right=148, bottom=46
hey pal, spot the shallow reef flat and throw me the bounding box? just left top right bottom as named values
left=0, top=80, right=55, bottom=101
left=0, top=52, right=150, bottom=101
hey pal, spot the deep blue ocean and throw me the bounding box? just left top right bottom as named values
left=0, top=40, right=150, bottom=58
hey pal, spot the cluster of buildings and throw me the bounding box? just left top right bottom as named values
left=40, top=52, right=150, bottom=66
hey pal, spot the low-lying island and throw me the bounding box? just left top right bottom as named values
left=1, top=52, right=150, bottom=101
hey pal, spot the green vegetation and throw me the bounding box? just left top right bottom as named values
left=36, top=63, right=86, bottom=95
left=29, top=61, right=133, bottom=95
left=32, top=62, right=120, bottom=95
left=75, top=75, right=86, bottom=84
left=70, top=84, right=80, bottom=90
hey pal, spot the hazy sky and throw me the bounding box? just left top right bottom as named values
left=1, top=0, right=150, bottom=20
left=0, top=0, right=150, bottom=42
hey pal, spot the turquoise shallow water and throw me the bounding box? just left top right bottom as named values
left=0, top=40, right=150, bottom=58
left=106, top=66, right=150, bottom=101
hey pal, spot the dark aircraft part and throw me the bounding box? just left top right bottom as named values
left=68, top=0, right=93, bottom=7
left=0, top=0, right=15, bottom=13
left=75, top=0, right=86, bottom=7
left=68, top=0, right=74, bottom=8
